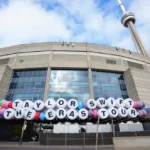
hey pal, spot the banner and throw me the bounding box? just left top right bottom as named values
left=0, top=98, right=148, bottom=121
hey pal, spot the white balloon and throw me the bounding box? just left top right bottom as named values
left=108, top=107, right=118, bottom=118
left=78, top=108, right=88, bottom=120
left=97, top=98, right=107, bottom=108
left=56, top=98, right=67, bottom=108
left=67, top=109, right=78, bottom=120
left=45, top=109, right=56, bottom=120
left=67, top=99, right=78, bottom=109
left=125, top=98, right=134, bottom=108
left=116, top=98, right=125, bottom=108
left=107, top=98, right=116, bottom=108
left=87, top=99, right=97, bottom=109
left=45, top=99, right=56, bottom=109
left=23, top=100, right=34, bottom=110
left=33, top=100, right=45, bottom=111
left=25, top=109, right=36, bottom=120
left=127, top=108, right=137, bottom=118
left=56, top=108, right=67, bottom=119
left=98, top=108, right=109, bottom=119
left=118, top=107, right=127, bottom=118
left=12, top=99, right=23, bottom=109
left=4, top=108, right=15, bottom=120
left=15, top=108, right=25, bottom=119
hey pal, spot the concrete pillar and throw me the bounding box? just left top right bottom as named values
left=88, top=68, right=94, bottom=99
left=0, top=65, right=13, bottom=99
left=86, top=43, right=94, bottom=99
left=43, top=49, right=53, bottom=102
left=44, top=67, right=51, bottom=102
left=124, top=68, right=139, bottom=101
left=145, top=62, right=150, bottom=72
left=124, top=68, right=150, bottom=107
left=120, top=55, right=124, bottom=66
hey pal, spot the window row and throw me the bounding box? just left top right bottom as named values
left=11, top=77, right=46, bottom=83
left=13, top=70, right=47, bottom=78
left=9, top=82, right=46, bottom=89
left=6, top=69, right=128, bottom=101
left=6, top=94, right=44, bottom=101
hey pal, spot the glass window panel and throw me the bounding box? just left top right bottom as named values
left=92, top=71, right=128, bottom=99
left=16, top=72, right=22, bottom=78
left=6, top=69, right=47, bottom=101
left=21, top=71, right=27, bottom=77
left=48, top=70, right=89, bottom=101
left=32, top=71, right=37, bottom=77
left=42, top=70, right=46, bottom=77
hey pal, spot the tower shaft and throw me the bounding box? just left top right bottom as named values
left=127, top=21, right=149, bottom=56
left=118, top=0, right=149, bottom=57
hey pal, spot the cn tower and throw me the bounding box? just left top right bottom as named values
left=117, top=0, right=149, bottom=57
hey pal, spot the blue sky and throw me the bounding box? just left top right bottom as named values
left=0, top=0, right=149, bottom=53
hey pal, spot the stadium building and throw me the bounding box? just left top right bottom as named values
left=0, top=42, right=150, bottom=145
left=0, top=0, right=150, bottom=147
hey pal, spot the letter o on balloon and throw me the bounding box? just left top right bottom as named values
left=56, top=98, right=67, bottom=108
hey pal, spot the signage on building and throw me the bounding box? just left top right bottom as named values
left=0, top=98, right=148, bottom=121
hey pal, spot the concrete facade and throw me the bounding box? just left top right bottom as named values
left=0, top=42, right=149, bottom=105
left=124, top=68, right=150, bottom=107
left=0, top=65, right=13, bottom=99
left=113, top=136, right=150, bottom=150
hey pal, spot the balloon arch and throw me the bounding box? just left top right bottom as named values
left=0, top=98, right=148, bottom=121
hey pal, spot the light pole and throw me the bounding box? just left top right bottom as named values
left=95, top=117, right=100, bottom=150
left=19, top=120, right=27, bottom=145
left=117, top=0, right=149, bottom=57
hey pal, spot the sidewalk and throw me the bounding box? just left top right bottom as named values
left=0, top=142, right=114, bottom=148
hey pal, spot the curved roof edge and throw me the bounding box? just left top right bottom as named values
left=0, top=42, right=149, bottom=61
left=0, top=42, right=132, bottom=52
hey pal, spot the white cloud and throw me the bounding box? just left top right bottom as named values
left=0, top=0, right=71, bottom=47
left=0, top=0, right=149, bottom=54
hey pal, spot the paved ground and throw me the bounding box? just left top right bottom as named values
left=0, top=146, right=114, bottom=150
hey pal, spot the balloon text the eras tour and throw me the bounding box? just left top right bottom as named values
left=0, top=98, right=148, bottom=121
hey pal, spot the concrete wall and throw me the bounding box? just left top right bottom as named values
left=0, top=42, right=148, bottom=71
left=131, top=69, right=150, bottom=107
left=113, top=136, right=150, bottom=150
left=124, top=68, right=150, bottom=107
left=0, top=65, right=13, bottom=99
left=53, top=124, right=80, bottom=133
left=0, top=42, right=149, bottom=101
left=124, top=68, right=139, bottom=100
left=86, top=124, right=112, bottom=133
left=119, top=123, right=144, bottom=132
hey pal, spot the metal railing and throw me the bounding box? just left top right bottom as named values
left=39, top=131, right=150, bottom=146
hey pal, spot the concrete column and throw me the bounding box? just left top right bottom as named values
left=124, top=68, right=150, bottom=108
left=12, top=46, right=20, bottom=69
left=145, top=62, right=150, bottom=72
left=0, top=65, right=13, bottom=99
left=88, top=68, right=94, bottom=99
left=120, top=55, right=124, bottom=66
left=43, top=47, right=53, bottom=102
left=44, top=67, right=51, bottom=102
left=86, top=43, right=94, bottom=99
left=124, top=68, right=139, bottom=101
